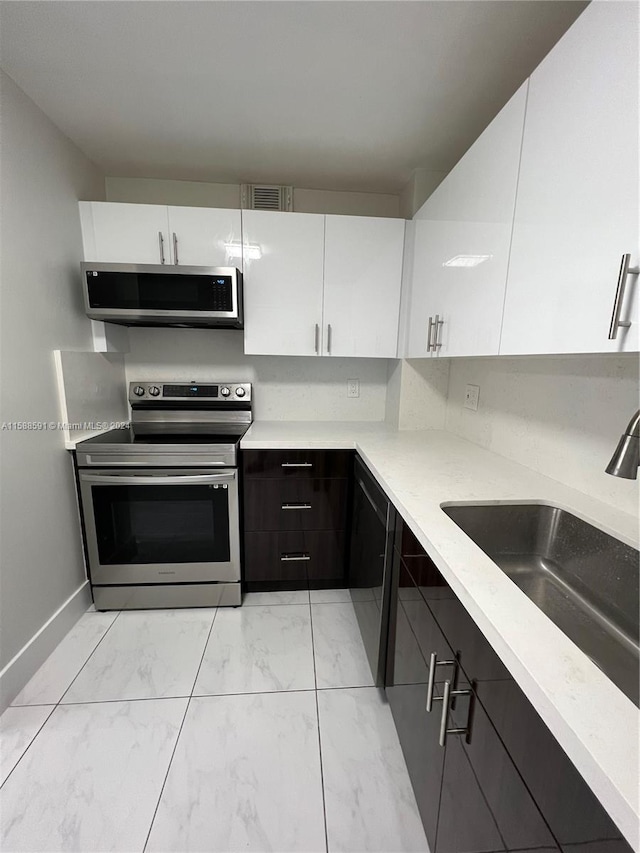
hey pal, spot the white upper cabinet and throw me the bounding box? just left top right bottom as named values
left=242, top=210, right=325, bottom=356
left=404, top=83, right=528, bottom=358
left=323, top=215, right=405, bottom=357
left=80, top=202, right=170, bottom=265
left=79, top=202, right=242, bottom=268
left=500, top=1, right=639, bottom=355
left=166, top=206, right=242, bottom=268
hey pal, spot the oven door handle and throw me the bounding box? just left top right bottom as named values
left=80, top=473, right=235, bottom=486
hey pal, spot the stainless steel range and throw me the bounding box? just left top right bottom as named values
left=75, top=380, right=251, bottom=610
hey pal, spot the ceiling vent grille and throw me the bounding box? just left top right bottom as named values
left=241, top=184, right=293, bottom=211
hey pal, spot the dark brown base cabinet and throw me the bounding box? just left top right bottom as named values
left=242, top=450, right=351, bottom=590
left=386, top=518, right=632, bottom=853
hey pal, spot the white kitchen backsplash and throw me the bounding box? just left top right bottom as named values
left=124, top=328, right=390, bottom=421
left=445, top=354, right=640, bottom=516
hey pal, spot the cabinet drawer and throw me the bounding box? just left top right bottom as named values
left=243, top=449, right=352, bottom=479
left=244, top=478, right=348, bottom=532
left=244, top=530, right=346, bottom=586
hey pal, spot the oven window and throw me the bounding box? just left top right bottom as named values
left=91, top=484, right=230, bottom=565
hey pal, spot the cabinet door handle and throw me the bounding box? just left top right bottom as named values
left=608, top=254, right=638, bottom=339
left=173, top=232, right=179, bottom=265
left=436, top=679, right=473, bottom=748
left=427, top=316, right=435, bottom=352
left=314, top=323, right=320, bottom=354
left=158, top=232, right=166, bottom=265
left=280, top=553, right=311, bottom=562
left=281, top=503, right=312, bottom=510
left=426, top=652, right=456, bottom=711
left=433, top=314, right=444, bottom=350
left=281, top=462, right=313, bottom=468
left=327, top=323, right=332, bottom=354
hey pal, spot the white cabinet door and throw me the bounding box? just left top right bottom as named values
left=167, top=206, right=242, bottom=268
left=500, top=1, right=639, bottom=355
left=242, top=211, right=325, bottom=356
left=79, top=202, right=170, bottom=264
left=404, top=83, right=528, bottom=358
left=322, top=215, right=405, bottom=357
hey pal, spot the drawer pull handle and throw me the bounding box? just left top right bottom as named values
left=281, top=503, right=312, bottom=510
left=433, top=679, right=473, bottom=748
left=281, top=462, right=313, bottom=468
left=280, top=553, right=311, bottom=562
left=608, top=253, right=638, bottom=339
left=426, top=652, right=457, bottom=711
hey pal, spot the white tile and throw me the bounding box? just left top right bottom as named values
left=62, top=609, right=214, bottom=703
left=318, top=688, right=429, bottom=853
left=311, top=603, right=375, bottom=689
left=310, top=588, right=352, bottom=604
left=146, top=692, right=326, bottom=853
left=242, top=590, right=309, bottom=606
left=194, top=605, right=315, bottom=695
left=0, top=697, right=187, bottom=852
left=0, top=705, right=55, bottom=786
left=11, top=611, right=118, bottom=706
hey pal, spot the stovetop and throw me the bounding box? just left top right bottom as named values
left=77, top=425, right=249, bottom=447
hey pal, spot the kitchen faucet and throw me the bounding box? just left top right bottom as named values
left=605, top=410, right=640, bottom=479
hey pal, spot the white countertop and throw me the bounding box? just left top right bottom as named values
left=242, top=420, right=640, bottom=850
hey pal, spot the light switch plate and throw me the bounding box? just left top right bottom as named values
left=464, top=384, right=480, bottom=411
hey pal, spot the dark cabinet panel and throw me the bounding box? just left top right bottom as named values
left=476, top=679, right=632, bottom=853
left=244, top=478, right=348, bottom=532
left=244, top=530, right=346, bottom=588
left=441, top=682, right=558, bottom=852
left=242, top=449, right=352, bottom=479
left=386, top=554, right=448, bottom=852
left=388, top=516, right=630, bottom=853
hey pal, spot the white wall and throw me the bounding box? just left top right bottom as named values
left=105, top=176, right=401, bottom=218
left=125, top=329, right=390, bottom=422
left=0, top=72, right=105, bottom=695
left=385, top=359, right=450, bottom=430
left=444, top=354, right=640, bottom=516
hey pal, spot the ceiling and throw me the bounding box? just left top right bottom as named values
left=0, top=1, right=586, bottom=195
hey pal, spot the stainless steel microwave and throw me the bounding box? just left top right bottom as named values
left=81, top=262, right=243, bottom=328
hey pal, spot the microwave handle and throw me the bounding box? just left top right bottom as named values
left=80, top=472, right=235, bottom=486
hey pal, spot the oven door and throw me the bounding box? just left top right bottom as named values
left=78, top=468, right=240, bottom=584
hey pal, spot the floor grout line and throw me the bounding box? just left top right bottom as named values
left=56, top=609, right=122, bottom=705
left=1, top=608, right=123, bottom=790
left=142, top=605, right=219, bottom=853
left=309, top=598, right=330, bottom=853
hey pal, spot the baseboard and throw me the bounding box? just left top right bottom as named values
left=0, top=581, right=92, bottom=713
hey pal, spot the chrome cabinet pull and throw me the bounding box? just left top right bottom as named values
left=158, top=232, right=166, bottom=264
left=608, top=254, right=638, bottom=339
left=327, top=324, right=332, bottom=354
left=426, top=652, right=456, bottom=711
left=281, top=503, right=312, bottom=510
left=281, top=462, right=313, bottom=468
left=314, top=323, right=320, bottom=354
left=173, top=232, right=179, bottom=265
left=433, top=314, right=444, bottom=350
left=436, top=679, right=473, bottom=748
left=280, top=553, right=311, bottom=562
left=427, top=316, right=435, bottom=352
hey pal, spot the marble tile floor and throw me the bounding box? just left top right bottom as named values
left=0, top=592, right=429, bottom=853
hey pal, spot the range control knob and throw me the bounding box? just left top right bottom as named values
left=235, top=387, right=246, bottom=398
left=220, top=386, right=231, bottom=398
left=133, top=386, right=145, bottom=397
left=148, top=386, right=161, bottom=397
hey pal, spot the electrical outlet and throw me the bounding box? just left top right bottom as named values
left=347, top=379, right=360, bottom=398
left=464, top=384, right=480, bottom=411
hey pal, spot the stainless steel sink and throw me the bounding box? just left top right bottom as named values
left=441, top=503, right=639, bottom=707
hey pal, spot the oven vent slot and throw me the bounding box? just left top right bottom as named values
left=241, top=184, right=293, bottom=211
